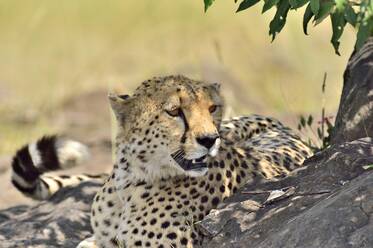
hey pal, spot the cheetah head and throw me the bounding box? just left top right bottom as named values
left=110, top=75, right=223, bottom=180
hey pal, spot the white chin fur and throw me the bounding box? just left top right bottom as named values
left=185, top=167, right=208, bottom=177
left=209, top=138, right=221, bottom=157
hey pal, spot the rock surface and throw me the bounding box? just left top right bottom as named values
left=331, top=37, right=373, bottom=145
left=0, top=182, right=101, bottom=248
left=199, top=138, right=373, bottom=248
left=0, top=138, right=372, bottom=248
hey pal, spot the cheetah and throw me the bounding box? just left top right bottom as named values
left=11, top=75, right=313, bottom=247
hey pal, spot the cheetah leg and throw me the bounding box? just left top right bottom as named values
left=77, top=236, right=98, bottom=248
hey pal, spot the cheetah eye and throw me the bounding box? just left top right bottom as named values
left=209, top=105, right=218, bottom=113
left=118, top=94, right=130, bottom=100
left=166, top=108, right=181, bottom=117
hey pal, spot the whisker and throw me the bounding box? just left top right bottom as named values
left=175, top=151, right=185, bottom=160
left=173, top=150, right=181, bottom=157
left=171, top=149, right=181, bottom=156
left=172, top=149, right=185, bottom=160
left=172, top=148, right=207, bottom=170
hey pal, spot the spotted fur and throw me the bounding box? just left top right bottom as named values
left=11, top=75, right=312, bottom=247
left=76, top=75, right=313, bottom=248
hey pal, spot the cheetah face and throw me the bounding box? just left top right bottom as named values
left=110, top=76, right=224, bottom=180
left=163, top=84, right=222, bottom=177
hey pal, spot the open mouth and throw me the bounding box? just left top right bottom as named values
left=171, top=150, right=207, bottom=171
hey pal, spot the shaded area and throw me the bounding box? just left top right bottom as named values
left=199, top=138, right=373, bottom=248
left=331, top=37, right=373, bottom=144
left=0, top=182, right=101, bottom=247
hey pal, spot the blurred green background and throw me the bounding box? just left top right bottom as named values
left=0, top=0, right=355, bottom=155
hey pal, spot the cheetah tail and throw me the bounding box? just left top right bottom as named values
left=11, top=135, right=107, bottom=200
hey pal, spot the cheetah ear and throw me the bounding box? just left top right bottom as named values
left=210, top=82, right=221, bottom=92
left=108, top=93, right=132, bottom=120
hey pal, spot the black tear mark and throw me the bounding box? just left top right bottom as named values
left=179, top=110, right=189, bottom=144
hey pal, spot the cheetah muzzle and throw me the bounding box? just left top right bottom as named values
left=171, top=134, right=221, bottom=175
left=171, top=150, right=208, bottom=172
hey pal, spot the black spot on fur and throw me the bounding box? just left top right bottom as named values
left=166, top=232, right=177, bottom=240
left=37, top=136, right=60, bottom=170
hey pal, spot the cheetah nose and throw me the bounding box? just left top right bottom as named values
left=196, top=135, right=219, bottom=150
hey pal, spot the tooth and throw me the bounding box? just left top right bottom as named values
left=192, top=159, right=196, bottom=163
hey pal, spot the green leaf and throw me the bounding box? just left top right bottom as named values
left=307, top=138, right=312, bottom=147
left=323, top=135, right=330, bottom=147
left=237, top=0, right=261, bottom=12
left=354, top=0, right=373, bottom=50
left=300, top=115, right=306, bottom=127
left=269, top=0, right=291, bottom=40
left=344, top=5, right=357, bottom=26
left=310, top=0, right=320, bottom=15
left=317, top=127, right=322, bottom=139
left=303, top=3, right=314, bottom=35
left=362, top=164, right=373, bottom=170
left=307, top=115, right=313, bottom=126
left=355, top=18, right=373, bottom=50
left=289, top=0, right=309, bottom=9
left=263, top=0, right=280, bottom=13
left=325, top=117, right=333, bottom=130
left=335, top=0, right=347, bottom=11
left=330, top=11, right=346, bottom=55
left=204, top=0, right=215, bottom=12
left=289, top=0, right=298, bottom=9
left=314, top=1, right=334, bottom=26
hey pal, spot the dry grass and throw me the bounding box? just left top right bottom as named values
left=0, top=0, right=355, bottom=155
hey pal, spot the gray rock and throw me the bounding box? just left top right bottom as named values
left=331, top=37, right=373, bottom=145
left=0, top=182, right=101, bottom=248
left=199, top=138, right=373, bottom=248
